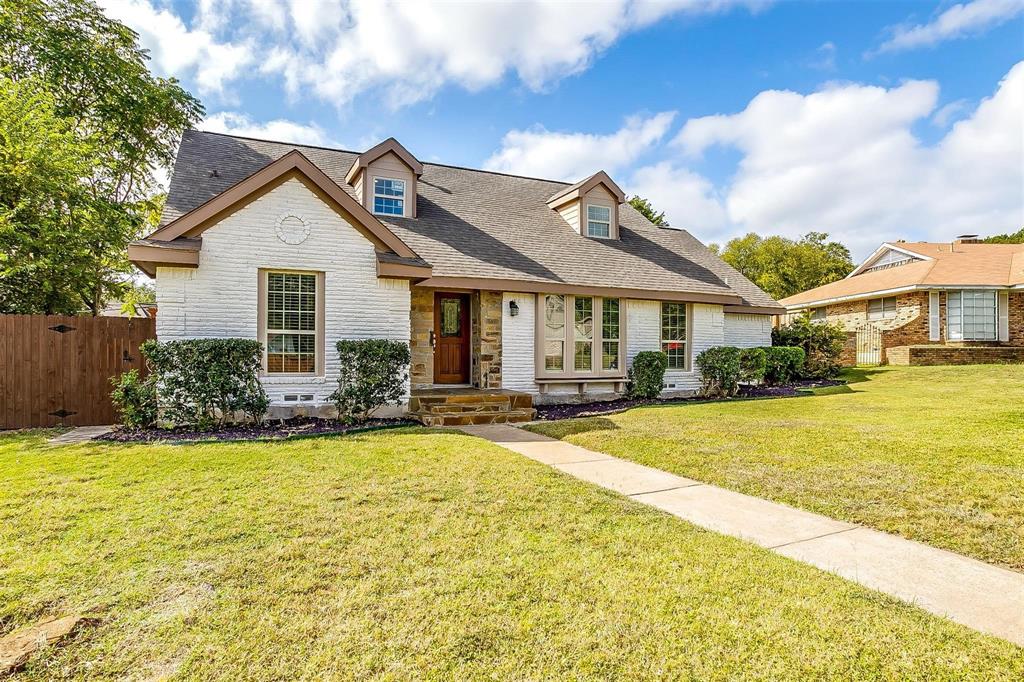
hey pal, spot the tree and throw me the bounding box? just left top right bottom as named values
left=628, top=195, right=668, bottom=226
left=984, top=228, right=1024, bottom=244
left=0, top=0, right=202, bottom=314
left=710, top=232, right=854, bottom=301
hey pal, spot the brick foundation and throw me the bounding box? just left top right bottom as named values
left=887, top=345, right=1024, bottom=366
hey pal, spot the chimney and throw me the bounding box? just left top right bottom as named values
left=952, top=234, right=981, bottom=251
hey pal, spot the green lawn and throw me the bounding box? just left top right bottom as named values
left=529, top=365, right=1024, bottom=571
left=1, top=428, right=1021, bottom=679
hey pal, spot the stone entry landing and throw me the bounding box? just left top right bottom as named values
left=409, top=388, right=535, bottom=426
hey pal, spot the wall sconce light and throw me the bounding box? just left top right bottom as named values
left=509, top=300, right=519, bottom=317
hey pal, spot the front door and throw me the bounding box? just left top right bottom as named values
left=434, top=292, right=471, bottom=384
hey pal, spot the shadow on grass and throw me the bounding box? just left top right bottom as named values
left=526, top=417, right=620, bottom=438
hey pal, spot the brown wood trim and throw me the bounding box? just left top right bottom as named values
left=723, top=304, right=786, bottom=315
left=344, top=137, right=423, bottom=185
left=547, top=171, right=625, bottom=207
left=419, top=276, right=742, bottom=305
left=128, top=243, right=200, bottom=277
left=144, top=150, right=419, bottom=259
left=376, top=260, right=433, bottom=280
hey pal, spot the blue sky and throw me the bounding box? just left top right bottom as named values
left=101, top=0, right=1024, bottom=258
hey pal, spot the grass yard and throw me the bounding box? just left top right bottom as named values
left=529, top=364, right=1024, bottom=571
left=1, top=429, right=1022, bottom=679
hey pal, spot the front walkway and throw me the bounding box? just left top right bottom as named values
left=459, top=424, right=1024, bottom=648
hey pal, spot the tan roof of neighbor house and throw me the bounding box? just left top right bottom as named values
left=780, top=241, right=1024, bottom=307
left=137, top=130, right=781, bottom=311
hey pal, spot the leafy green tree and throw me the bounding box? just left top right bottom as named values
left=628, top=195, right=668, bottom=226
left=983, top=228, right=1024, bottom=244
left=0, top=0, right=202, bottom=314
left=710, top=232, right=854, bottom=301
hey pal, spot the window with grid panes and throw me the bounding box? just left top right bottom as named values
left=661, top=302, right=687, bottom=370
left=266, top=272, right=316, bottom=373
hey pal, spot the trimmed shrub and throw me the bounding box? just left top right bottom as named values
left=738, top=347, right=767, bottom=384
left=761, top=346, right=805, bottom=386
left=626, top=351, right=668, bottom=400
left=330, top=339, right=410, bottom=424
left=109, top=369, right=157, bottom=429
left=695, top=346, right=742, bottom=398
left=141, top=338, right=269, bottom=429
left=772, top=313, right=846, bottom=379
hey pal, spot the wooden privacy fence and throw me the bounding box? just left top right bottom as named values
left=0, top=315, right=156, bottom=429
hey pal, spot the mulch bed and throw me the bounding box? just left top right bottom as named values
left=534, top=379, right=845, bottom=421
left=97, top=417, right=418, bottom=444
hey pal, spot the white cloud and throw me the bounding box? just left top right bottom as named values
left=627, top=162, right=729, bottom=233
left=98, top=0, right=254, bottom=95
left=625, top=62, right=1023, bottom=256
left=101, top=0, right=763, bottom=109
left=200, top=112, right=336, bottom=147
left=483, top=112, right=676, bottom=181
left=876, top=0, right=1024, bottom=54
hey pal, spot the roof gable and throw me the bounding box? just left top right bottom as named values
left=547, top=171, right=625, bottom=208
left=344, top=137, right=422, bottom=185
left=147, top=149, right=419, bottom=260
left=152, top=130, right=782, bottom=311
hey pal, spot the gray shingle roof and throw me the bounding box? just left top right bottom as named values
left=163, top=130, right=779, bottom=309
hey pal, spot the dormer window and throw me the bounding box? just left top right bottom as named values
left=547, top=170, right=626, bottom=239
left=373, top=177, right=405, bottom=216
left=345, top=138, right=423, bottom=218
left=586, top=205, right=611, bottom=238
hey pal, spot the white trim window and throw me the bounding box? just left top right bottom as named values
left=947, top=290, right=997, bottom=341
left=266, top=272, right=317, bottom=373
left=810, top=307, right=825, bottom=322
left=661, top=302, right=687, bottom=370
left=867, top=296, right=897, bottom=320
left=544, top=294, right=565, bottom=371
left=586, top=204, right=611, bottom=238
left=573, top=296, right=594, bottom=370
left=601, top=298, right=620, bottom=371
left=372, top=177, right=405, bottom=216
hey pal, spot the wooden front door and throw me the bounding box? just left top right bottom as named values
left=434, top=292, right=471, bottom=384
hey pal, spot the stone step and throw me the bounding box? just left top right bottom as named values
left=429, top=401, right=511, bottom=414
left=414, top=408, right=536, bottom=427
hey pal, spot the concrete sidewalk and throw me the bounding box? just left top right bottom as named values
left=459, top=424, right=1024, bottom=648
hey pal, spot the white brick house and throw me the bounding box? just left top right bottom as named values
left=130, top=132, right=782, bottom=422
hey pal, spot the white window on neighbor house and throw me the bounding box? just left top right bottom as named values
left=373, top=177, right=405, bottom=216
left=810, top=307, right=826, bottom=322
left=947, top=290, right=997, bottom=341
left=661, top=302, right=688, bottom=370
left=265, top=271, right=318, bottom=374
left=867, top=296, right=898, bottom=320
left=586, top=204, right=611, bottom=238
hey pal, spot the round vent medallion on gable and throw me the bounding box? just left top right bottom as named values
left=275, top=214, right=311, bottom=245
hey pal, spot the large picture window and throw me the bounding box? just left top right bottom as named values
left=661, top=302, right=687, bottom=370
left=540, top=295, right=622, bottom=376
left=373, top=177, right=405, bottom=216
left=265, top=272, right=318, bottom=373
left=947, top=290, right=997, bottom=341
left=544, top=294, right=565, bottom=371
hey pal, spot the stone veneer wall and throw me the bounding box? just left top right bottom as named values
left=476, top=290, right=503, bottom=389
left=410, top=288, right=433, bottom=390
left=1009, top=292, right=1024, bottom=344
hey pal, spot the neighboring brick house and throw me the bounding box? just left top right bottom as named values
left=779, top=239, right=1024, bottom=366
left=128, top=131, right=781, bottom=423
